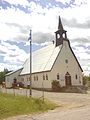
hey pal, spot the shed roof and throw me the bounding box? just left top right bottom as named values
left=5, top=68, right=23, bottom=76
left=20, top=43, right=62, bottom=75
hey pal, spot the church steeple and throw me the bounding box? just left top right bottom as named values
left=55, top=16, right=68, bottom=47
left=58, top=16, right=63, bottom=30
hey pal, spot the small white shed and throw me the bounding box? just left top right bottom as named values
left=5, top=68, right=22, bottom=88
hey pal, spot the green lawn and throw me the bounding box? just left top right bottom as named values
left=0, top=92, right=57, bottom=119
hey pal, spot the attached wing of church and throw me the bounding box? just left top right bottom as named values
left=5, top=16, right=83, bottom=89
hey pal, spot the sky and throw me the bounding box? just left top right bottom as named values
left=0, top=0, right=90, bottom=75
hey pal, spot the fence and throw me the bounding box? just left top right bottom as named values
left=0, top=87, right=45, bottom=100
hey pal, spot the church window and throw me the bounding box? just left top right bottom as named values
left=65, top=59, right=68, bottom=63
left=63, top=33, right=65, bottom=38
left=43, top=75, right=45, bottom=80
left=34, top=76, right=36, bottom=81
left=75, top=74, right=78, bottom=79
left=46, top=74, right=48, bottom=80
left=57, top=34, right=60, bottom=39
left=57, top=73, right=59, bottom=80
left=36, top=75, right=38, bottom=81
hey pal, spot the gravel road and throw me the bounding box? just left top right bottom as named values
left=2, top=89, right=90, bottom=120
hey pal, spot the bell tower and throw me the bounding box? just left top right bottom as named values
left=55, top=16, right=68, bottom=47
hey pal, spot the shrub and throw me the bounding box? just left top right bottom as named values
left=52, top=80, right=61, bottom=91
left=83, top=76, right=90, bottom=85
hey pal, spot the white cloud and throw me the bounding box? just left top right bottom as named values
left=0, top=22, right=20, bottom=41
left=0, top=7, right=30, bottom=26
left=61, top=6, right=89, bottom=23
left=0, top=5, right=58, bottom=41
left=0, top=0, right=90, bottom=42
left=0, top=8, right=31, bottom=41
left=74, top=0, right=87, bottom=6
left=3, top=0, right=29, bottom=7
left=71, top=42, right=90, bottom=75
left=0, top=62, right=21, bottom=72
left=0, top=41, right=28, bottom=65
left=66, top=28, right=90, bottom=40
left=55, top=0, right=71, bottom=4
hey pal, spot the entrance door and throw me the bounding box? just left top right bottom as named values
left=65, top=72, right=72, bottom=86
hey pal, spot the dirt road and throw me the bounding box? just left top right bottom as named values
left=2, top=89, right=90, bottom=120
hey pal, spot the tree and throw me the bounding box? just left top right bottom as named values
left=0, top=72, right=5, bottom=84
left=83, top=75, right=90, bottom=85
left=0, top=68, right=11, bottom=84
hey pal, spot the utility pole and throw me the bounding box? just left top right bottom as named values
left=28, top=29, right=32, bottom=96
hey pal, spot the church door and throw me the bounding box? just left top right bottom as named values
left=65, top=72, right=72, bottom=86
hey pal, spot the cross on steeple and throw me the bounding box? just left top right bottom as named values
left=55, top=16, right=68, bottom=47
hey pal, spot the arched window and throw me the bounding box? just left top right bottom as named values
left=57, top=73, right=59, bottom=80
left=46, top=74, right=48, bottom=80
left=57, top=34, right=60, bottom=39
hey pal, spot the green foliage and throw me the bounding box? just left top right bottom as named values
left=0, top=68, right=10, bottom=84
left=83, top=75, right=90, bottom=85
left=0, top=72, right=5, bottom=84
left=52, top=80, right=61, bottom=91
left=0, top=93, right=57, bottom=119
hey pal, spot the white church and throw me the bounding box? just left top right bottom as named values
left=5, top=16, right=83, bottom=89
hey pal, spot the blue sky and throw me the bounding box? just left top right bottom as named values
left=0, top=0, right=90, bottom=75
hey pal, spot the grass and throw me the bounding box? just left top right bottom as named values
left=0, top=92, right=57, bottom=119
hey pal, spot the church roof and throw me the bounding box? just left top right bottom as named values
left=20, top=43, right=62, bottom=75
